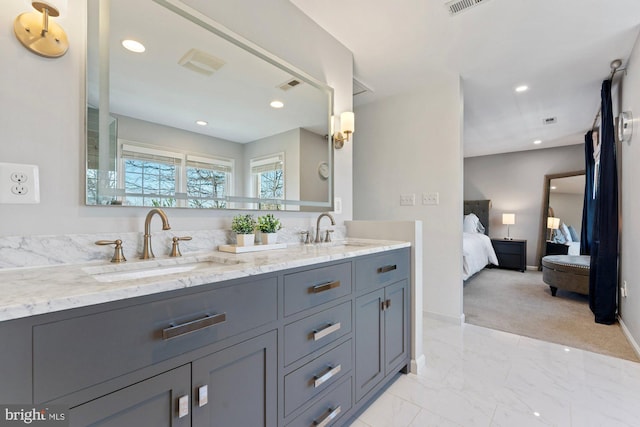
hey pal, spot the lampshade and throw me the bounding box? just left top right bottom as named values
left=340, top=111, right=355, bottom=134
left=502, top=213, right=515, bottom=225
left=547, top=217, right=560, bottom=229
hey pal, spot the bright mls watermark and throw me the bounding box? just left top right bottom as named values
left=0, top=406, right=68, bottom=426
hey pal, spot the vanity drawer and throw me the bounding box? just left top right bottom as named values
left=284, top=340, right=351, bottom=417
left=33, top=276, right=277, bottom=403
left=284, top=262, right=352, bottom=316
left=286, top=377, right=352, bottom=427
left=284, top=301, right=352, bottom=366
left=355, top=249, right=409, bottom=291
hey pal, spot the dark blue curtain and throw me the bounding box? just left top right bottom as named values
left=580, top=131, right=595, bottom=255
left=589, top=80, right=619, bottom=325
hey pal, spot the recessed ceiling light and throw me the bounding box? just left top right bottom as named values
left=533, top=140, right=542, bottom=145
left=195, top=120, right=208, bottom=126
left=122, top=39, right=146, bottom=53
left=270, top=100, right=284, bottom=109
left=515, top=85, right=529, bottom=93
left=533, top=412, right=541, bottom=417
left=551, top=186, right=557, bottom=190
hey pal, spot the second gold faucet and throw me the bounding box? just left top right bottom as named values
left=141, top=208, right=171, bottom=259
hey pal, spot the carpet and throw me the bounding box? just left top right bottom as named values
left=463, top=268, right=639, bottom=362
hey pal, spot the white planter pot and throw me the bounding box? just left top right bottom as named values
left=236, top=233, right=255, bottom=246
left=261, top=232, right=278, bottom=245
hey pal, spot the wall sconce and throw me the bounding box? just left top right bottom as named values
left=14, top=0, right=69, bottom=58
left=333, top=111, right=355, bottom=149
left=547, top=216, right=560, bottom=241
left=502, top=213, right=515, bottom=240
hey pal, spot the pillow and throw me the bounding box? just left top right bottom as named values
left=553, top=230, right=567, bottom=244
left=560, top=223, right=572, bottom=243
left=568, top=225, right=579, bottom=242
left=463, top=213, right=485, bottom=234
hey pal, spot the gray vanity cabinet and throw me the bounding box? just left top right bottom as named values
left=192, top=330, right=277, bottom=427
left=354, top=253, right=410, bottom=403
left=70, top=364, right=192, bottom=427
left=0, top=246, right=411, bottom=427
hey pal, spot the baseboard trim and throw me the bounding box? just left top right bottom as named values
left=424, top=310, right=465, bottom=325
left=526, top=265, right=539, bottom=271
left=619, top=317, right=640, bottom=359
left=410, top=354, right=426, bottom=375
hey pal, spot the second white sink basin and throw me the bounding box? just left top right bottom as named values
left=83, top=255, right=241, bottom=283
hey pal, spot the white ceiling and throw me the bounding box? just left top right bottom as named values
left=289, top=0, right=640, bottom=157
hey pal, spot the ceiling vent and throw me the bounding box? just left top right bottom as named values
left=353, top=76, right=374, bottom=97
left=543, top=117, right=558, bottom=125
left=178, top=48, right=225, bottom=76
left=445, top=0, right=490, bottom=16
left=278, top=78, right=302, bottom=91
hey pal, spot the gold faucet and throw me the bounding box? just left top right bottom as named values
left=141, top=208, right=171, bottom=259
left=315, top=212, right=335, bottom=243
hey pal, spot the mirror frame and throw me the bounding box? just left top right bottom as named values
left=85, top=0, right=335, bottom=211
left=537, top=169, right=585, bottom=267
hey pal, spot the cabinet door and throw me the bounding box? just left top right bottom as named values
left=192, top=330, right=277, bottom=427
left=70, top=364, right=191, bottom=427
left=354, top=289, right=384, bottom=402
left=384, top=280, right=408, bottom=376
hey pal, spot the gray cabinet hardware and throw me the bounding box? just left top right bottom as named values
left=198, top=385, right=208, bottom=407
left=162, top=313, right=227, bottom=340
left=178, top=394, right=189, bottom=418
left=313, top=406, right=341, bottom=427
left=313, top=365, right=342, bottom=388
left=311, top=280, right=341, bottom=294
left=377, top=264, right=397, bottom=274
left=312, top=322, right=341, bottom=341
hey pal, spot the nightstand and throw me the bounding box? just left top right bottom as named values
left=545, top=241, right=569, bottom=256
left=491, top=239, right=527, bottom=272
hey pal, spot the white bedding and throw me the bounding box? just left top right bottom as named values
left=463, top=232, right=499, bottom=280
left=567, top=241, right=580, bottom=255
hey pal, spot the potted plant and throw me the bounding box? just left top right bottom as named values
left=231, top=214, right=256, bottom=246
left=257, top=213, right=282, bottom=245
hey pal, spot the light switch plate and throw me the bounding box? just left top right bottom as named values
left=0, top=162, right=40, bottom=204
left=422, top=192, right=439, bottom=205
left=400, top=194, right=415, bottom=206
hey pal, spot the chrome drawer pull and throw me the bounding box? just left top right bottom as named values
left=313, top=364, right=342, bottom=388
left=311, top=280, right=341, bottom=294
left=313, top=322, right=341, bottom=341
left=377, top=264, right=397, bottom=274
left=162, top=312, right=226, bottom=340
left=313, top=406, right=341, bottom=427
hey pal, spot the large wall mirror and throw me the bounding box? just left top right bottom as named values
left=538, top=170, right=586, bottom=265
left=86, top=0, right=334, bottom=211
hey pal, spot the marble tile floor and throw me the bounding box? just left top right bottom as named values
left=351, top=316, right=640, bottom=427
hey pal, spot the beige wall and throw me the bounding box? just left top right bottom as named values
left=0, top=0, right=352, bottom=237
left=620, top=32, right=640, bottom=353
left=464, top=144, right=584, bottom=266
left=354, top=74, right=464, bottom=322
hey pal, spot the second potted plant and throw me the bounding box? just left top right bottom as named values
left=231, top=214, right=257, bottom=246
left=257, top=213, right=282, bottom=245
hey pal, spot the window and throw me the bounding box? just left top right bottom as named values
left=117, top=141, right=233, bottom=208
left=250, top=153, right=284, bottom=210
left=186, top=155, right=233, bottom=208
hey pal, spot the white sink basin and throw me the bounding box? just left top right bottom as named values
left=83, top=255, right=241, bottom=283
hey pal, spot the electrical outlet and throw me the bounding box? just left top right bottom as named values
left=423, top=192, right=439, bottom=205
left=0, top=163, right=40, bottom=204
left=400, top=194, right=416, bottom=206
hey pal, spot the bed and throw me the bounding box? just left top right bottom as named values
left=463, top=200, right=499, bottom=280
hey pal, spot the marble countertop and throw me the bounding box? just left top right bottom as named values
left=0, top=238, right=410, bottom=322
